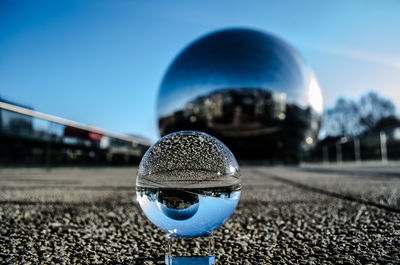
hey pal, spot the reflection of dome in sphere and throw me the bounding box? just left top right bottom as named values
left=157, top=190, right=199, bottom=220
left=157, top=28, right=323, bottom=160
left=136, top=131, right=241, bottom=237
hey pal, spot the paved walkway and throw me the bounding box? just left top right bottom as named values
left=1, top=166, right=399, bottom=264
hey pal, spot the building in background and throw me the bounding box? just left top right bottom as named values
left=157, top=28, right=323, bottom=161
left=0, top=99, right=151, bottom=166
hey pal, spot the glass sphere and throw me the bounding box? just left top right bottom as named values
left=157, top=28, right=323, bottom=160
left=136, top=130, right=241, bottom=237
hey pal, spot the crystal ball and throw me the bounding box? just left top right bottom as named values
left=136, top=130, right=241, bottom=237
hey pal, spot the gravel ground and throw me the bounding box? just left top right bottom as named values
left=1, top=166, right=399, bottom=264
left=267, top=165, right=400, bottom=211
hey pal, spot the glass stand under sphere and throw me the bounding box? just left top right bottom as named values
left=165, top=234, right=215, bottom=265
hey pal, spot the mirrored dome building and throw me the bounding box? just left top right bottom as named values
left=157, top=28, right=323, bottom=161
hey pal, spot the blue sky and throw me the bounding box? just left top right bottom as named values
left=1, top=0, right=399, bottom=141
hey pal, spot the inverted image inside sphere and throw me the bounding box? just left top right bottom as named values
left=157, top=28, right=323, bottom=160
left=136, top=131, right=241, bottom=237
left=157, top=190, right=199, bottom=220
left=137, top=130, right=240, bottom=189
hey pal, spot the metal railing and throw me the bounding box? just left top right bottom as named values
left=316, top=127, right=400, bottom=164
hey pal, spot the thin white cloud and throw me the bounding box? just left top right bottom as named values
left=315, top=45, right=400, bottom=70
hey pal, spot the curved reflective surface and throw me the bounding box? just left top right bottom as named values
left=136, top=131, right=241, bottom=237
left=157, top=189, right=200, bottom=220
left=157, top=28, right=323, bottom=160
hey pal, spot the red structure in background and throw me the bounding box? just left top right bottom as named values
left=0, top=100, right=151, bottom=166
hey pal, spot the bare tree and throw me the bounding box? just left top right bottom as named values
left=320, top=91, right=397, bottom=138
left=358, top=92, right=396, bottom=131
